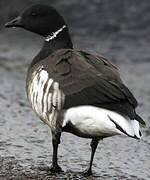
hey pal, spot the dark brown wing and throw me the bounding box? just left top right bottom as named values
left=44, top=49, right=144, bottom=124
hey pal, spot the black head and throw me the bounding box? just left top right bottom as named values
left=5, top=4, right=67, bottom=36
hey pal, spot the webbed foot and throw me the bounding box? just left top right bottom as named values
left=82, top=168, right=93, bottom=176
left=50, top=164, right=63, bottom=173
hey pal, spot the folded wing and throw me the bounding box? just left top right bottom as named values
left=44, top=49, right=145, bottom=125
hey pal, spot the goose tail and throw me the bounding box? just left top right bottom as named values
left=108, top=115, right=142, bottom=140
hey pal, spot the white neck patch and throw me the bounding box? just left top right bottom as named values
left=45, top=25, right=67, bottom=42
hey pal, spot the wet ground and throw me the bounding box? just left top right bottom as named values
left=0, top=1, right=150, bottom=179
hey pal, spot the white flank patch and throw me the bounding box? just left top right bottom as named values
left=32, top=70, right=48, bottom=115
left=52, top=82, right=59, bottom=107
left=28, top=68, right=62, bottom=127
left=37, top=70, right=49, bottom=115
left=63, top=106, right=141, bottom=138
left=47, top=92, right=52, bottom=110
left=29, top=69, right=51, bottom=118
left=43, top=78, right=53, bottom=114
left=57, top=90, right=62, bottom=109
left=53, top=82, right=61, bottom=110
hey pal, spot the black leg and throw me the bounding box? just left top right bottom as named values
left=84, top=138, right=100, bottom=176
left=50, top=132, right=63, bottom=173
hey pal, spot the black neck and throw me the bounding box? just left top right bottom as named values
left=30, top=27, right=73, bottom=68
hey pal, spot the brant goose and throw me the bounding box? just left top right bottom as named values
left=5, top=4, right=145, bottom=175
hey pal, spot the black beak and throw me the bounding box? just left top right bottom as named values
left=5, top=16, right=22, bottom=28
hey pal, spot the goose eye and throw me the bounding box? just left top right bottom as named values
left=31, top=13, right=37, bottom=16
